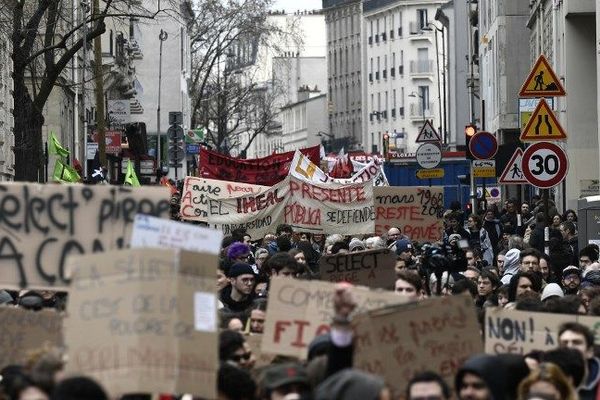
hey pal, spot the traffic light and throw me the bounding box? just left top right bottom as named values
left=382, top=132, right=390, bottom=160
left=465, top=124, right=477, bottom=160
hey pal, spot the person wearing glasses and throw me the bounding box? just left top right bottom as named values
left=219, top=263, right=257, bottom=313
left=219, top=330, right=256, bottom=371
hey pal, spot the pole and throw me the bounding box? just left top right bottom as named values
left=543, top=189, right=550, bottom=255
left=92, top=0, right=106, bottom=167
left=441, top=27, right=447, bottom=145
left=81, top=1, right=89, bottom=177
left=157, top=29, right=168, bottom=171
left=433, top=28, right=442, bottom=140
left=470, top=162, right=477, bottom=214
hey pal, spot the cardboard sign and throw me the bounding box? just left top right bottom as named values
left=64, top=248, right=219, bottom=398
left=319, top=248, right=396, bottom=289
left=179, top=177, right=269, bottom=222
left=374, top=186, right=444, bottom=242
left=199, top=145, right=321, bottom=186
left=130, top=214, right=223, bottom=254
left=245, top=334, right=276, bottom=368
left=286, top=176, right=375, bottom=234
left=0, top=307, right=63, bottom=368
left=262, top=277, right=406, bottom=359
left=0, top=183, right=170, bottom=290
left=205, top=178, right=289, bottom=239
left=353, top=295, right=482, bottom=396
left=485, top=308, right=600, bottom=355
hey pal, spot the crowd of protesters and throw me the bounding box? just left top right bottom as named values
left=2, top=195, right=600, bottom=400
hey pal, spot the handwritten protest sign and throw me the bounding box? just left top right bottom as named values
left=262, top=277, right=406, bottom=359
left=319, top=248, right=396, bottom=289
left=0, top=183, right=170, bottom=289
left=130, top=214, right=223, bottom=254
left=179, top=177, right=268, bottom=222
left=286, top=176, right=375, bottom=234
left=485, top=308, right=600, bottom=355
left=374, top=186, right=444, bottom=242
left=245, top=334, right=276, bottom=368
left=199, top=145, right=320, bottom=186
left=205, top=178, right=289, bottom=238
left=64, top=248, right=219, bottom=398
left=290, top=151, right=387, bottom=186
left=353, top=295, right=481, bottom=396
left=0, top=307, right=63, bottom=368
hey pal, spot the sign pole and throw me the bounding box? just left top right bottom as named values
left=470, top=162, right=477, bottom=215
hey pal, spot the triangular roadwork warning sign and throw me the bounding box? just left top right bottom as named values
left=520, top=99, right=567, bottom=142
left=415, top=120, right=442, bottom=143
left=519, top=54, right=566, bottom=97
left=499, top=148, right=527, bottom=184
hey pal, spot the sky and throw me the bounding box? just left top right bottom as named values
left=271, top=0, right=322, bottom=13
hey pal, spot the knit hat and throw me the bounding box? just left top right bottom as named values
left=262, top=363, right=309, bottom=391
left=226, top=262, right=256, bottom=278
left=395, top=239, right=413, bottom=255
left=448, top=234, right=462, bottom=243
left=582, top=270, right=600, bottom=287
left=349, top=238, right=366, bottom=252
left=562, top=265, right=581, bottom=278
left=541, top=283, right=564, bottom=301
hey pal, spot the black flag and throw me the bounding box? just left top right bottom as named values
left=89, top=150, right=105, bottom=183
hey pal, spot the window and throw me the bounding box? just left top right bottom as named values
left=392, top=89, right=397, bottom=117
left=391, top=52, right=396, bottom=77
left=417, top=9, right=428, bottom=29
left=390, top=13, right=395, bottom=39
left=383, top=55, right=387, bottom=78
left=377, top=92, right=381, bottom=118
left=399, top=50, right=404, bottom=75
left=398, top=11, right=403, bottom=37
left=418, top=85, right=430, bottom=113
left=369, top=57, right=373, bottom=81
left=385, top=91, right=388, bottom=119
left=376, top=56, right=380, bottom=80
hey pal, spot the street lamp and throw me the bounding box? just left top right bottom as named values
left=421, top=22, right=447, bottom=145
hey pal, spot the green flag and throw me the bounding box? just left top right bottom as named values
left=48, top=131, right=70, bottom=158
left=124, top=159, right=140, bottom=187
left=53, top=159, right=81, bottom=183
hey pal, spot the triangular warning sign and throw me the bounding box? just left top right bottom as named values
left=499, top=148, right=527, bottom=184
left=519, top=54, right=566, bottom=97
left=520, top=99, right=567, bottom=142
left=415, top=120, right=441, bottom=143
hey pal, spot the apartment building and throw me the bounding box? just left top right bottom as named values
left=362, top=0, right=445, bottom=154
left=322, top=0, right=363, bottom=151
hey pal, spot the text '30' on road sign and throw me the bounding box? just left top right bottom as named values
left=522, top=142, right=568, bottom=189
left=499, top=148, right=527, bottom=184
left=520, top=99, right=567, bottom=142
left=519, top=54, right=566, bottom=97
left=468, top=131, right=498, bottom=160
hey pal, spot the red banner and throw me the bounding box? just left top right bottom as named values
left=199, top=146, right=321, bottom=186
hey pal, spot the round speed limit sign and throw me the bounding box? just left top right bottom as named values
left=522, top=142, right=568, bottom=188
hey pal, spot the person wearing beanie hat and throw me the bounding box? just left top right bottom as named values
left=261, top=363, right=311, bottom=399
left=219, top=262, right=257, bottom=313
left=501, top=248, right=521, bottom=285
left=395, top=239, right=413, bottom=261
left=315, top=369, right=388, bottom=400
left=562, top=266, right=581, bottom=295
left=582, top=270, right=600, bottom=288
left=541, top=283, right=564, bottom=302
left=349, top=238, right=366, bottom=252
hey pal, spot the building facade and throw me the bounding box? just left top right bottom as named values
left=281, top=91, right=328, bottom=152
left=0, top=35, right=14, bottom=180
left=322, top=0, right=362, bottom=151
left=362, top=0, right=445, bottom=154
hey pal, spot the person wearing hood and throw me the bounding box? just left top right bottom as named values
left=500, top=248, right=521, bottom=285
left=455, top=354, right=505, bottom=400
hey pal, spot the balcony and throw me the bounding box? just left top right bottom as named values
left=391, top=108, right=396, bottom=118
left=408, top=22, right=429, bottom=40
left=409, top=60, right=435, bottom=76
left=399, top=106, right=404, bottom=118
left=398, top=27, right=402, bottom=37
left=375, top=34, right=379, bottom=43
left=368, top=36, right=373, bottom=45
left=390, top=30, right=394, bottom=39
left=369, top=72, right=373, bottom=82
left=390, top=67, right=395, bottom=77
left=398, top=65, right=404, bottom=75
left=375, top=71, right=380, bottom=80
left=381, top=32, right=387, bottom=42
left=409, top=102, right=435, bottom=119
left=383, top=69, right=387, bottom=79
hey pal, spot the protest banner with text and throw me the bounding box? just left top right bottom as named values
left=318, top=248, right=396, bottom=289
left=130, top=214, right=223, bottom=254
left=205, top=178, right=289, bottom=239
left=179, top=177, right=269, bottom=222
left=485, top=308, right=600, bottom=355
left=199, top=146, right=320, bottom=186
left=64, top=248, right=219, bottom=398
left=0, top=307, right=63, bottom=368
left=286, top=176, right=375, bottom=234
left=353, top=295, right=482, bottom=396
left=374, top=186, right=444, bottom=242
left=0, top=183, right=170, bottom=289
left=262, top=277, right=406, bottom=359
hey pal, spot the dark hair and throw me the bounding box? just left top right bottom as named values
left=330, top=241, right=350, bottom=254
left=276, top=235, right=292, bottom=252
left=519, top=247, right=541, bottom=263
left=396, top=270, right=423, bottom=293
left=264, top=252, right=299, bottom=275
left=563, top=209, right=578, bottom=222
left=51, top=377, right=108, bottom=400
left=219, top=330, right=246, bottom=361
left=406, top=371, right=450, bottom=400
left=589, top=296, right=600, bottom=316
left=580, top=245, right=599, bottom=262
left=468, top=214, right=482, bottom=229
left=508, top=272, right=542, bottom=302
left=218, top=363, right=257, bottom=400
left=451, top=278, right=477, bottom=298
left=251, top=298, right=268, bottom=312
left=555, top=295, right=583, bottom=315
left=515, top=292, right=544, bottom=311
left=479, top=269, right=500, bottom=289
left=558, top=322, right=594, bottom=349
left=561, top=221, right=576, bottom=235
left=231, top=228, right=248, bottom=243
left=542, top=347, right=586, bottom=388
left=275, top=224, right=293, bottom=236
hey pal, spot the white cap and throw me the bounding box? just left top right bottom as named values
left=541, top=283, right=564, bottom=302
